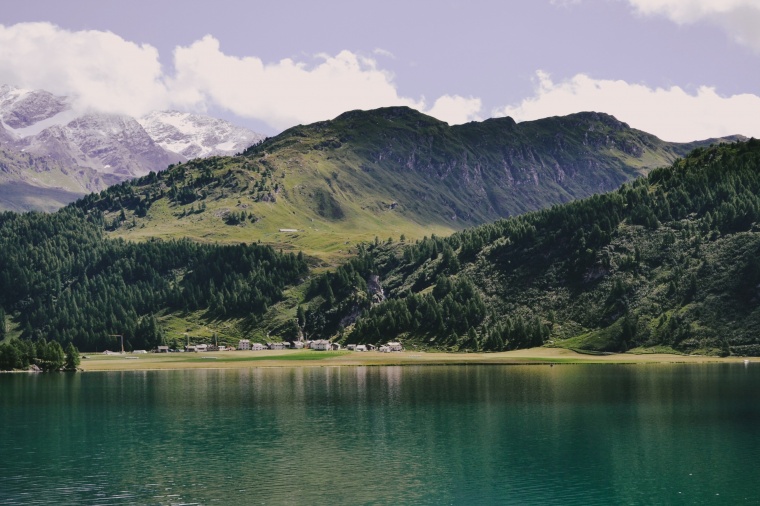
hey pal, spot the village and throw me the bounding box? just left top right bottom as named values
left=151, top=340, right=404, bottom=354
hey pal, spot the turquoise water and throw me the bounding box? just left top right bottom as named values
left=1, top=364, right=759, bottom=505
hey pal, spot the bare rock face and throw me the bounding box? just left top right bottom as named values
left=0, top=85, right=69, bottom=129
left=368, top=274, right=385, bottom=303
left=138, top=111, right=265, bottom=159
left=22, top=114, right=181, bottom=180
left=0, top=122, right=14, bottom=144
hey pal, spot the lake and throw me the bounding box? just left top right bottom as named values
left=1, top=364, right=759, bottom=504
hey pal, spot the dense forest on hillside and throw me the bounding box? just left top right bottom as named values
left=0, top=208, right=307, bottom=353
left=303, top=140, right=760, bottom=355
left=2, top=139, right=760, bottom=363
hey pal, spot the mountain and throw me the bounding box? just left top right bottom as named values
left=2, top=139, right=758, bottom=355
left=0, top=84, right=264, bottom=212
left=77, top=106, right=741, bottom=261
left=21, top=114, right=179, bottom=180
left=138, top=111, right=265, bottom=159
left=0, top=143, right=93, bottom=212
left=0, top=84, right=70, bottom=129
left=301, top=139, right=760, bottom=356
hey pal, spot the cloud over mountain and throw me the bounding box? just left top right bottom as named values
left=496, top=71, right=760, bottom=142
left=0, top=23, right=481, bottom=131
left=0, top=22, right=170, bottom=117
left=0, top=20, right=756, bottom=140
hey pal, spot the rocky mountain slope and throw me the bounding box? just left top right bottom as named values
left=77, top=106, right=741, bottom=261
left=0, top=85, right=264, bottom=211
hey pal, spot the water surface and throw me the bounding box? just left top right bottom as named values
left=1, top=364, right=759, bottom=504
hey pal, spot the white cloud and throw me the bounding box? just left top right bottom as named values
left=0, top=22, right=169, bottom=117
left=170, top=36, right=483, bottom=129
left=495, top=71, right=760, bottom=141
left=0, top=23, right=482, bottom=131
left=169, top=36, right=426, bottom=130
left=427, top=95, right=483, bottom=125
left=627, top=0, right=760, bottom=52
left=373, top=48, right=396, bottom=59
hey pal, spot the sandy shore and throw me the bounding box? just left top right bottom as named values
left=77, top=347, right=749, bottom=371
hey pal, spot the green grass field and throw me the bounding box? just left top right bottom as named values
left=77, top=347, right=741, bottom=371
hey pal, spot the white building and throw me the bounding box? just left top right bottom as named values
left=238, top=339, right=251, bottom=350
left=311, top=340, right=332, bottom=351
left=251, top=342, right=265, bottom=351
left=387, top=342, right=403, bottom=352
left=355, top=345, right=368, bottom=352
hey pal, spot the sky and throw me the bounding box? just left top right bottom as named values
left=1, top=0, right=759, bottom=141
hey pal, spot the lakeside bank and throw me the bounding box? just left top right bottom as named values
left=76, top=347, right=746, bottom=371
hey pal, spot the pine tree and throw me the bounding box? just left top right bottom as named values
left=64, top=343, right=80, bottom=371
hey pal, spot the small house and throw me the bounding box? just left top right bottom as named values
left=292, top=341, right=304, bottom=349
left=311, top=340, right=332, bottom=351
left=387, top=342, right=403, bottom=352
left=238, top=339, right=251, bottom=350
left=195, top=344, right=209, bottom=352
left=379, top=345, right=390, bottom=353
left=157, top=346, right=169, bottom=353
left=251, top=342, right=265, bottom=351
left=346, top=344, right=357, bottom=351
left=331, top=343, right=341, bottom=351
left=355, top=345, right=367, bottom=352
left=185, top=345, right=197, bottom=352
left=268, top=342, right=288, bottom=350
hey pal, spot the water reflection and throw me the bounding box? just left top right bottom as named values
left=1, top=364, right=759, bottom=504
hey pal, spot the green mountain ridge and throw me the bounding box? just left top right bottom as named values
left=300, top=139, right=760, bottom=355
left=0, top=109, right=754, bottom=360
left=77, top=107, right=737, bottom=261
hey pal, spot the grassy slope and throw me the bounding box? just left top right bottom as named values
left=84, top=108, right=729, bottom=265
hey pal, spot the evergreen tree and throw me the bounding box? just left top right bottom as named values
left=64, top=343, right=80, bottom=371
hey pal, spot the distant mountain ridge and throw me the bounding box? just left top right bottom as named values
left=0, top=84, right=265, bottom=211
left=78, top=106, right=742, bottom=261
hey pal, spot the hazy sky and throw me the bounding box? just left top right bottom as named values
left=2, top=0, right=759, bottom=141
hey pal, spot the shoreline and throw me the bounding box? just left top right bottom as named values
left=73, top=347, right=752, bottom=372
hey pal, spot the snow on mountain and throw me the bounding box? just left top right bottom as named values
left=0, top=84, right=70, bottom=131
left=138, top=111, right=265, bottom=159
left=0, top=84, right=267, bottom=211
left=21, top=113, right=181, bottom=180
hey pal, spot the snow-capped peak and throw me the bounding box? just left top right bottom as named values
left=138, top=110, right=265, bottom=159
left=0, top=84, right=71, bottom=134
